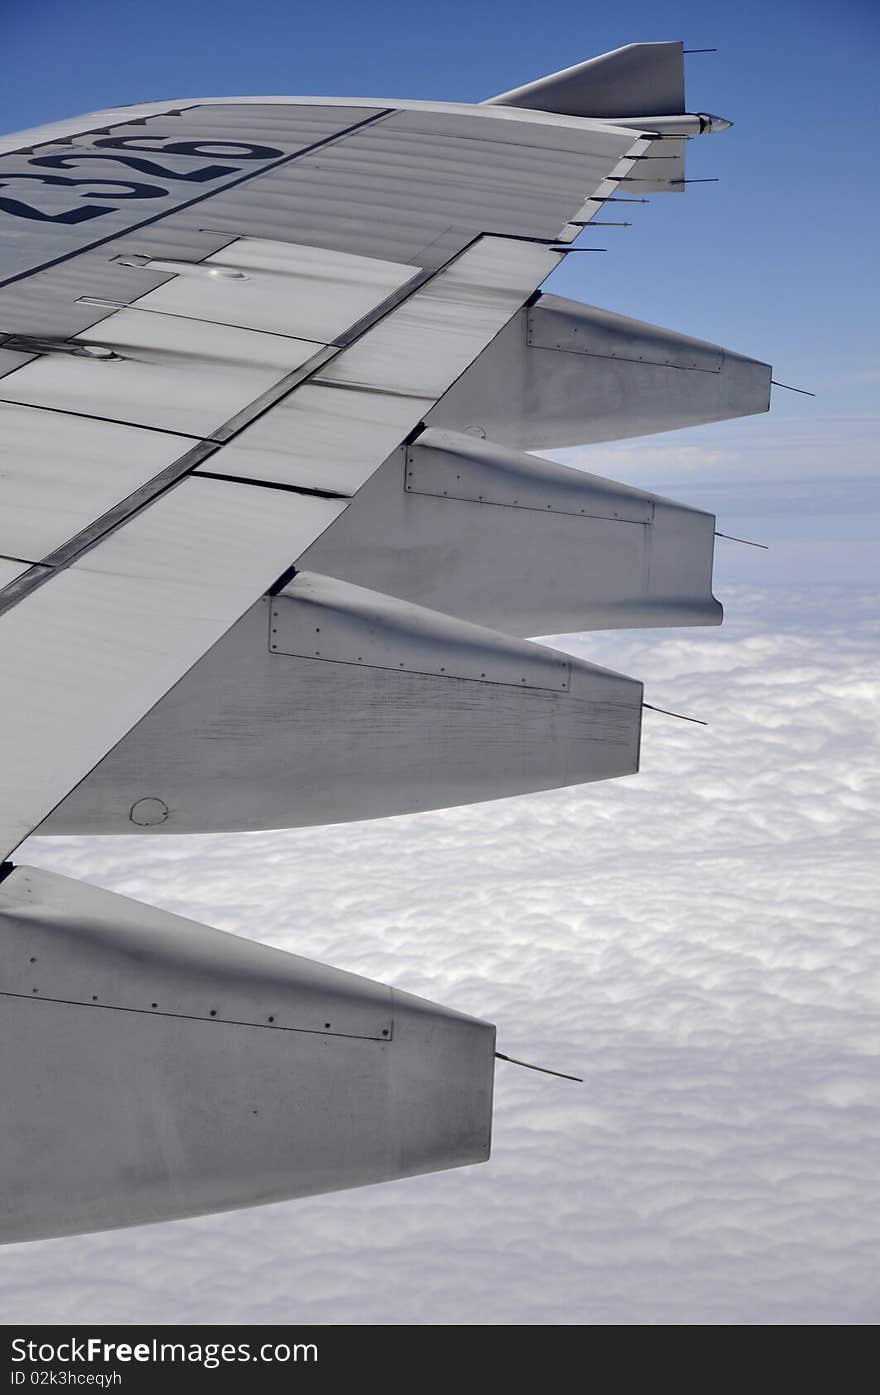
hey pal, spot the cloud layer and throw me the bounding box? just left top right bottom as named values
left=0, top=581, right=877, bottom=1325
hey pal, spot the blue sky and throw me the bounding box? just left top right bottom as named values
left=2, top=1, right=878, bottom=1325
left=5, top=0, right=878, bottom=508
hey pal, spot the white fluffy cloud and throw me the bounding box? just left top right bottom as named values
left=1, top=573, right=877, bottom=1325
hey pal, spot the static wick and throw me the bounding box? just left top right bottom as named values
left=550, top=246, right=607, bottom=253
left=684, top=47, right=719, bottom=53
left=642, top=702, right=708, bottom=727
left=715, top=530, right=769, bottom=550
left=771, top=380, right=816, bottom=397
left=495, top=1052, right=583, bottom=1084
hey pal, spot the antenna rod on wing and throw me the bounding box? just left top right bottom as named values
left=642, top=702, right=708, bottom=727
left=771, top=380, right=816, bottom=397
left=495, top=1052, right=583, bottom=1083
left=715, top=531, right=769, bottom=549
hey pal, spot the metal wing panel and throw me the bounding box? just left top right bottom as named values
left=405, top=427, right=654, bottom=522
left=0, top=99, right=644, bottom=369
left=0, top=98, right=642, bottom=299
left=0, top=865, right=494, bottom=1242
left=0, top=310, right=324, bottom=435
left=129, top=237, right=419, bottom=340
left=197, top=382, right=434, bottom=494
left=269, top=572, right=571, bottom=691
left=0, top=230, right=269, bottom=345
left=0, top=559, right=29, bottom=588
left=0, top=403, right=193, bottom=562
left=0, top=865, right=391, bottom=1040
left=0, top=94, right=640, bottom=154
left=316, top=238, right=562, bottom=396
left=299, top=437, right=721, bottom=638
left=429, top=294, right=771, bottom=449
left=42, top=584, right=641, bottom=836
left=0, top=478, right=345, bottom=860
left=0, top=104, right=383, bottom=285
left=167, top=109, right=642, bottom=267
left=191, top=238, right=560, bottom=491
left=68, top=102, right=386, bottom=147
left=386, top=105, right=637, bottom=152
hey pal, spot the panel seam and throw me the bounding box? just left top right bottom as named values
left=0, top=988, right=390, bottom=1041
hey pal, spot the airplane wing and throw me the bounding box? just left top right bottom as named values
left=0, top=93, right=653, bottom=861
left=0, top=44, right=774, bottom=1242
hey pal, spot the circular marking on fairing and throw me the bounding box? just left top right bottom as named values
left=129, top=797, right=169, bottom=826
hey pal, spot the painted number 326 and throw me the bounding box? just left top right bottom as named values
left=0, top=135, right=283, bottom=225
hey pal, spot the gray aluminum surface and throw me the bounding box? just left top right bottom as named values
left=0, top=402, right=192, bottom=561
left=528, top=296, right=724, bottom=369
left=488, top=42, right=685, bottom=119
left=66, top=102, right=386, bottom=151
left=0, top=558, right=29, bottom=587
left=0, top=478, right=345, bottom=859
left=0, top=97, right=644, bottom=348
left=0, top=308, right=323, bottom=436
left=316, top=239, right=562, bottom=396
left=198, top=381, right=434, bottom=493
left=429, top=293, right=771, bottom=449
left=0, top=863, right=390, bottom=1039
left=130, top=237, right=417, bottom=341
left=168, top=107, right=641, bottom=268
left=42, top=581, right=641, bottom=835
left=0, top=105, right=383, bottom=284
left=0, top=866, right=494, bottom=1242
left=270, top=571, right=570, bottom=690
left=407, top=427, right=653, bottom=521
left=0, top=230, right=255, bottom=344
left=301, top=436, right=721, bottom=637
left=0, top=234, right=621, bottom=859
left=0, top=346, right=35, bottom=380
left=0, top=94, right=646, bottom=155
